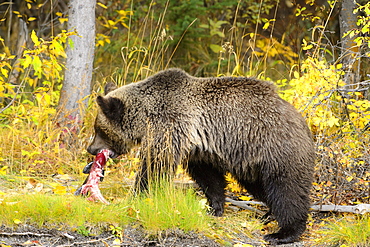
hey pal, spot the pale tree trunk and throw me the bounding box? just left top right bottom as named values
left=58, top=0, right=96, bottom=120
left=339, top=0, right=360, bottom=86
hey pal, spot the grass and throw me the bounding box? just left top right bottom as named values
left=132, top=180, right=209, bottom=233
left=0, top=179, right=210, bottom=235
left=0, top=193, right=130, bottom=228
left=316, top=216, right=370, bottom=247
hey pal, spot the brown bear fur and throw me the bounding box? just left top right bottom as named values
left=88, top=68, right=315, bottom=244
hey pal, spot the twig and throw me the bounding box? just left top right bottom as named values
left=0, top=231, right=52, bottom=237
left=0, top=84, right=23, bottom=114
left=61, top=232, right=75, bottom=240
left=0, top=67, right=30, bottom=114
left=56, top=235, right=114, bottom=247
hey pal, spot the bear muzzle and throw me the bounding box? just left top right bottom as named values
left=87, top=145, right=118, bottom=159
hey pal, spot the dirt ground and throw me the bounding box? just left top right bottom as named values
left=0, top=225, right=216, bottom=247
left=0, top=225, right=311, bottom=247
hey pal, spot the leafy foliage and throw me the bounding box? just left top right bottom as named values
left=0, top=27, right=94, bottom=176
left=276, top=1, right=370, bottom=205
left=343, top=2, right=370, bottom=49
left=279, top=56, right=369, bottom=205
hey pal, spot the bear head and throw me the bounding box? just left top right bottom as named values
left=87, top=82, right=145, bottom=158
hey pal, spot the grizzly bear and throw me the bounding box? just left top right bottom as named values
left=87, top=68, right=315, bottom=244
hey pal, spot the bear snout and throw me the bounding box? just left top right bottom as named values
left=87, top=145, right=118, bottom=159
left=87, top=145, right=99, bottom=155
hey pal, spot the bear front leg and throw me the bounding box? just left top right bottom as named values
left=187, top=161, right=226, bottom=216
left=133, top=161, right=149, bottom=194
left=133, top=154, right=176, bottom=194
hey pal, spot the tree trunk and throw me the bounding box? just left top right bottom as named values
left=339, top=0, right=360, bottom=86
left=58, top=0, right=96, bottom=120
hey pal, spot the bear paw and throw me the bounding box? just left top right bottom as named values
left=263, top=232, right=299, bottom=245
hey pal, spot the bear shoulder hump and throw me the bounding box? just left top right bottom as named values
left=144, top=68, right=191, bottom=89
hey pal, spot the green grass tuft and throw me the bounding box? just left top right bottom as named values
left=132, top=181, right=209, bottom=233
left=317, top=216, right=370, bottom=247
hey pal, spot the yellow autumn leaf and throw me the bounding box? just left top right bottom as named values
left=239, top=195, right=252, bottom=201
left=32, top=56, right=42, bottom=73
left=117, top=10, right=133, bottom=16
left=112, top=238, right=121, bottom=245
left=53, top=185, right=67, bottom=195
left=13, top=219, right=22, bottom=224
left=128, top=170, right=136, bottom=179
left=0, top=166, right=7, bottom=175
left=97, top=2, right=108, bottom=9
left=107, top=20, right=117, bottom=29
left=233, top=244, right=254, bottom=247
left=31, top=30, right=40, bottom=46
left=96, top=40, right=105, bottom=47
left=0, top=67, right=8, bottom=78
left=21, top=55, right=32, bottom=68
left=336, top=63, right=343, bottom=69
left=262, top=22, right=270, bottom=30
left=59, top=18, right=68, bottom=24
left=326, top=116, right=340, bottom=128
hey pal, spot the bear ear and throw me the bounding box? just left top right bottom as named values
left=97, top=96, right=124, bottom=123
left=104, top=82, right=118, bottom=95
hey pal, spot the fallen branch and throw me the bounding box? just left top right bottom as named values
left=226, top=197, right=370, bottom=214
left=57, top=236, right=114, bottom=247
left=310, top=204, right=370, bottom=214
left=225, top=198, right=264, bottom=214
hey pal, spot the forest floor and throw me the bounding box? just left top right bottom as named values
left=0, top=224, right=220, bottom=247
left=0, top=224, right=312, bottom=247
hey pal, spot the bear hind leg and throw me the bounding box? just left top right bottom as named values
left=263, top=179, right=311, bottom=244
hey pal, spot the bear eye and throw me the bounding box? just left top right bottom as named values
left=94, top=125, right=111, bottom=142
